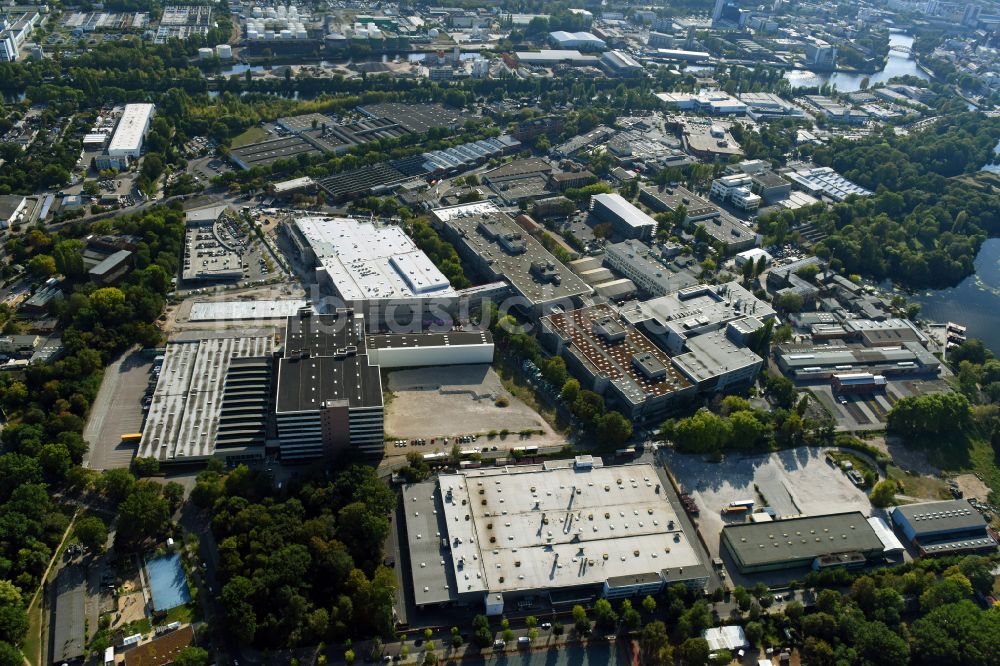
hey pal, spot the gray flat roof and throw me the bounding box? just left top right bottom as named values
left=431, top=462, right=703, bottom=597
left=672, top=329, right=762, bottom=383
left=433, top=202, right=591, bottom=307
left=696, top=213, right=755, bottom=248
left=276, top=353, right=382, bottom=412
left=52, top=565, right=86, bottom=663
left=723, top=512, right=883, bottom=569
left=89, top=249, right=131, bottom=276
left=592, top=192, right=658, bottom=231
left=189, top=299, right=308, bottom=321
left=402, top=481, right=460, bottom=606
left=892, top=500, right=987, bottom=537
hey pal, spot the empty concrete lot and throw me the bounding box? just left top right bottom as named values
left=384, top=364, right=562, bottom=454
left=664, top=447, right=872, bottom=560
left=83, top=349, right=150, bottom=470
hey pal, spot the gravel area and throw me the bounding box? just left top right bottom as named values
left=383, top=364, right=563, bottom=455
left=664, top=447, right=873, bottom=559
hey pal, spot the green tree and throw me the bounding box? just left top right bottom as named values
left=74, top=515, right=108, bottom=554
left=620, top=599, right=641, bottom=631
left=560, top=379, right=580, bottom=404
left=640, top=621, right=672, bottom=665
left=677, top=637, right=710, bottom=666
left=596, top=411, right=633, bottom=447
left=641, top=595, right=656, bottom=615
left=593, top=598, right=618, bottom=632
left=572, top=604, right=590, bottom=634
left=869, top=479, right=898, bottom=507
left=472, top=615, right=492, bottom=647
left=0, top=582, right=27, bottom=645
left=173, top=647, right=211, bottom=666
left=115, top=480, right=170, bottom=548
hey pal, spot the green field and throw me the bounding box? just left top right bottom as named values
left=230, top=126, right=268, bottom=148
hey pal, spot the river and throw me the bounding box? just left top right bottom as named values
left=914, top=238, right=1000, bottom=353
left=783, top=33, right=928, bottom=91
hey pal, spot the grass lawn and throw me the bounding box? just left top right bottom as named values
left=123, top=617, right=152, bottom=636
left=927, top=436, right=1000, bottom=504
left=887, top=465, right=950, bottom=500
left=163, top=602, right=196, bottom=625
left=230, top=126, right=268, bottom=148
left=22, top=597, right=42, bottom=666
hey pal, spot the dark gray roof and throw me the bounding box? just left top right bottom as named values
left=892, top=500, right=987, bottom=537
left=276, top=354, right=382, bottom=412
left=723, top=512, right=883, bottom=568
left=284, top=312, right=367, bottom=358
left=89, top=249, right=132, bottom=276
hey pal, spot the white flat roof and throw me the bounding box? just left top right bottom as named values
left=189, top=299, right=308, bottom=321
left=431, top=463, right=701, bottom=597
left=296, top=217, right=455, bottom=300
left=108, top=103, right=154, bottom=155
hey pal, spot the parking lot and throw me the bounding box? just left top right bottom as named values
left=82, top=349, right=151, bottom=470
left=663, top=447, right=872, bottom=583
left=383, top=364, right=564, bottom=456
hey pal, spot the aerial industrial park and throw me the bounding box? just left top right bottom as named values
left=1, top=0, right=1000, bottom=665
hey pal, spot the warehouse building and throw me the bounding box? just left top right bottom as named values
left=722, top=512, right=885, bottom=574
left=540, top=304, right=695, bottom=421
left=107, top=103, right=156, bottom=158
left=138, top=333, right=276, bottom=465
left=403, top=460, right=709, bottom=614
left=276, top=309, right=494, bottom=460
left=619, top=281, right=775, bottom=355
left=890, top=500, right=996, bottom=556
left=548, top=30, right=606, bottom=50
left=600, top=49, right=644, bottom=75
left=284, top=217, right=457, bottom=301
left=775, top=341, right=941, bottom=380
left=433, top=202, right=591, bottom=316
left=590, top=193, right=658, bottom=241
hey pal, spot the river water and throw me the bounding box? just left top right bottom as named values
left=914, top=238, right=1000, bottom=354
left=783, top=33, right=927, bottom=91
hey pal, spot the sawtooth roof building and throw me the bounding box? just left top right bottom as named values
left=403, top=459, right=708, bottom=615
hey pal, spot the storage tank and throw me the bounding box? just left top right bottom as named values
left=251, top=6, right=262, bottom=17
left=216, top=43, right=233, bottom=59
left=198, top=46, right=214, bottom=59
left=276, top=5, right=286, bottom=17
left=428, top=28, right=439, bottom=38
left=264, top=30, right=275, bottom=40
left=265, top=7, right=276, bottom=18
left=279, top=29, right=292, bottom=39
left=247, top=28, right=258, bottom=39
